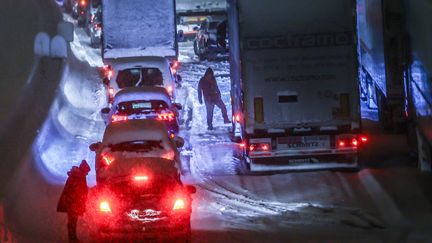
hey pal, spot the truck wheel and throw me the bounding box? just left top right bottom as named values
left=416, top=128, right=432, bottom=172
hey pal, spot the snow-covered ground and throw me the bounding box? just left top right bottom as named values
left=1, top=3, right=432, bottom=242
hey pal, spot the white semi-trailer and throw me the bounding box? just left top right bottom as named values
left=357, top=0, right=406, bottom=130
left=404, top=0, right=432, bottom=172
left=228, top=0, right=364, bottom=171
left=102, top=0, right=177, bottom=61
left=101, top=0, right=178, bottom=100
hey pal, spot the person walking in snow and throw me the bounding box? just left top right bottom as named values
left=57, top=160, right=91, bottom=243
left=198, top=67, right=230, bottom=130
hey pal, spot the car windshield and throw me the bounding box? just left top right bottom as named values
left=109, top=140, right=164, bottom=152
left=116, top=68, right=163, bottom=88
left=116, top=100, right=168, bottom=115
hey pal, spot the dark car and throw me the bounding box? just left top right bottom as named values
left=87, top=168, right=196, bottom=242
left=72, top=0, right=90, bottom=27
left=193, top=18, right=228, bottom=60
left=88, top=5, right=102, bottom=47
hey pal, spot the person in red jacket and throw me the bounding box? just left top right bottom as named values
left=198, top=67, right=230, bottom=130
left=57, top=160, right=90, bottom=243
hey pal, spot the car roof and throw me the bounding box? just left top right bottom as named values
left=113, top=86, right=172, bottom=107
left=103, top=119, right=169, bottom=145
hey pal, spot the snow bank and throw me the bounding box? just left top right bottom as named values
left=102, top=0, right=176, bottom=59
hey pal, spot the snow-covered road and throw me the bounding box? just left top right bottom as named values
left=2, top=3, right=432, bottom=242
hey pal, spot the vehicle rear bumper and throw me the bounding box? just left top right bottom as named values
left=98, top=220, right=190, bottom=240
left=249, top=149, right=358, bottom=172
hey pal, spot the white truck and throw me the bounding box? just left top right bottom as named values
left=228, top=0, right=364, bottom=171
left=357, top=0, right=406, bottom=130
left=101, top=0, right=178, bottom=99
left=404, top=0, right=432, bottom=172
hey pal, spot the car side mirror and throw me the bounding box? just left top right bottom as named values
left=173, top=103, right=182, bottom=110
left=89, top=142, right=101, bottom=151
left=185, top=185, right=196, bottom=194
left=173, top=136, right=185, bottom=148
left=193, top=26, right=199, bottom=31
left=102, top=77, right=110, bottom=86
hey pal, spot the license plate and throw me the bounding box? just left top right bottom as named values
left=277, top=135, right=330, bottom=149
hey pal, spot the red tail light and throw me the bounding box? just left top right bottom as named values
left=173, top=199, right=185, bottom=210
left=157, top=112, right=175, bottom=121
left=101, top=155, right=113, bottom=167
left=99, top=201, right=111, bottom=213
left=360, top=135, right=368, bottom=143
left=338, top=140, right=346, bottom=147
left=239, top=142, right=246, bottom=148
left=134, top=175, right=149, bottom=181
left=111, top=114, right=128, bottom=122
left=80, top=0, right=86, bottom=6
left=169, top=133, right=176, bottom=139
left=351, top=138, right=358, bottom=147
left=234, top=113, right=241, bottom=122
left=249, top=143, right=271, bottom=152
left=166, top=85, right=173, bottom=95
left=171, top=61, right=180, bottom=69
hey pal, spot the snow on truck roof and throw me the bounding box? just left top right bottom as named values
left=102, top=0, right=176, bottom=59
left=106, top=56, right=170, bottom=68
left=113, top=87, right=172, bottom=107
left=103, top=119, right=170, bottom=145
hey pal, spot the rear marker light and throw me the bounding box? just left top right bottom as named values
left=173, top=199, right=185, bottom=210
left=170, top=133, right=175, bottom=139
left=99, top=201, right=111, bottom=212
left=134, top=175, right=149, bottom=181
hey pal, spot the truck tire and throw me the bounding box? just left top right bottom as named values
left=416, top=128, right=432, bottom=172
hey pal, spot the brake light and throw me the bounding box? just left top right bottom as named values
left=101, top=155, right=113, bottom=166
left=338, top=140, right=346, bottom=147
left=111, top=114, right=128, bottom=122
left=157, top=112, right=175, bottom=121
left=173, top=199, right=185, bottom=210
left=249, top=143, right=271, bottom=152
left=80, top=0, right=86, bottom=6
left=351, top=138, right=358, bottom=147
left=171, top=61, right=180, bottom=69
left=134, top=175, right=149, bottom=181
left=166, top=85, right=173, bottom=95
left=360, top=135, right=368, bottom=143
left=99, top=201, right=111, bottom=213
left=234, top=113, right=241, bottom=123
left=108, top=87, right=114, bottom=95
left=239, top=142, right=245, bottom=148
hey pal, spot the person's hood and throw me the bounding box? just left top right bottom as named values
left=67, top=166, right=88, bottom=178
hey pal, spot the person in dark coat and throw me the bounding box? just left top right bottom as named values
left=198, top=67, right=230, bottom=130
left=57, top=160, right=91, bottom=243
